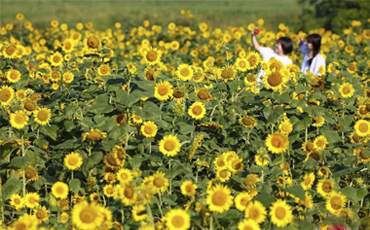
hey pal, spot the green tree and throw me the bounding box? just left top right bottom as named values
left=295, top=0, right=370, bottom=33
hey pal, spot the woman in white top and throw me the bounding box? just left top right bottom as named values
left=298, top=34, right=326, bottom=76
left=251, top=27, right=293, bottom=82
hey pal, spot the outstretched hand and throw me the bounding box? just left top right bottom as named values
left=298, top=37, right=304, bottom=46
left=252, top=27, right=260, bottom=35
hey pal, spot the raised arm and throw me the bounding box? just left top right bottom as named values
left=251, top=27, right=260, bottom=52
left=298, top=37, right=309, bottom=55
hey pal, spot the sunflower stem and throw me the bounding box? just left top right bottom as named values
left=305, top=128, right=308, bottom=142
left=157, top=192, right=164, bottom=217
left=209, top=215, right=214, bottom=230
left=21, top=133, right=26, bottom=197
left=121, top=209, right=124, bottom=224
left=281, top=153, right=286, bottom=189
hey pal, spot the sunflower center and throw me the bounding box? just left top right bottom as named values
left=68, top=156, right=78, bottom=166
left=15, top=114, right=26, bottom=124
left=232, top=161, right=242, bottom=170
left=185, top=184, right=193, bottom=192
left=180, top=68, right=190, bottom=77
left=124, top=186, right=134, bottom=199
left=304, top=178, right=311, bottom=186
left=241, top=117, right=253, bottom=126
left=221, top=68, right=233, bottom=79
left=342, top=87, right=350, bottom=94
left=330, top=196, right=342, bottom=210
left=309, top=152, right=320, bottom=161
left=25, top=169, right=36, bottom=179
left=6, top=46, right=16, bottom=55
left=359, top=149, right=370, bottom=159
left=172, top=215, right=185, bottom=228
left=316, top=140, right=324, bottom=147
left=164, top=140, right=176, bottom=151
left=306, top=142, right=314, bottom=151
left=14, top=222, right=27, bottom=230
left=359, top=123, right=369, bottom=133
left=322, top=182, right=332, bottom=193
left=87, top=131, right=102, bottom=141
left=14, top=198, right=21, bottom=204
left=158, top=86, right=169, bottom=96
left=146, top=50, right=158, bottom=62
left=144, top=125, right=153, bottom=134
left=281, top=124, right=290, bottom=132
left=80, top=208, right=97, bottom=223
left=239, top=61, right=247, bottom=68
left=153, top=178, right=164, bottom=187
left=100, top=66, right=109, bottom=74
left=271, top=135, right=284, bottom=148
left=36, top=211, right=45, bottom=219
left=0, top=89, right=11, bottom=102
left=65, top=41, right=72, bottom=50
left=212, top=191, right=227, bottom=206
left=173, top=89, right=184, bottom=98
left=87, top=36, right=99, bottom=49
left=120, top=173, right=128, bottom=180
left=275, top=206, right=287, bottom=220
left=248, top=57, right=257, bottom=66
left=29, top=197, right=36, bottom=204
left=10, top=72, right=18, bottom=80
left=51, top=72, right=60, bottom=80
left=219, top=170, right=228, bottom=178
left=192, top=106, right=203, bottom=116
left=240, top=198, right=249, bottom=206
left=249, top=207, right=260, bottom=219
left=197, top=89, right=211, bottom=100
left=24, top=101, right=36, bottom=112
left=56, top=186, right=65, bottom=195
left=267, top=72, right=283, bottom=87
left=53, top=55, right=61, bottom=63
left=116, top=114, right=126, bottom=124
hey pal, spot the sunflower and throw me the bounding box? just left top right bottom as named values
left=313, top=135, right=328, bottom=151
left=82, top=129, right=107, bottom=142
left=165, top=209, right=191, bottom=230
left=228, top=158, right=244, bottom=173
left=180, top=180, right=197, bottom=196
left=9, top=194, right=24, bottom=210
left=103, top=184, right=115, bottom=198
left=10, top=110, right=29, bottom=129
left=235, top=58, right=248, bottom=72
left=312, top=116, right=325, bottom=127
left=317, top=166, right=330, bottom=178
left=339, top=83, right=355, bottom=98
left=188, top=102, right=206, bottom=120
left=104, top=153, right=122, bottom=170
left=151, top=171, right=169, bottom=193
left=354, top=147, right=370, bottom=163
left=219, top=65, right=236, bottom=82
left=279, top=119, right=293, bottom=134
left=104, top=172, right=116, bottom=184
left=195, top=88, right=212, bottom=102
left=159, top=135, right=181, bottom=157
left=255, top=154, right=269, bottom=166
left=132, top=205, right=147, bottom=222
left=3, top=44, right=18, bottom=59
left=269, top=199, right=293, bottom=227
left=60, top=212, right=69, bottom=223
left=24, top=192, right=40, bottom=209
left=98, top=64, right=111, bottom=76
left=115, top=183, right=137, bottom=206
left=34, top=206, right=49, bottom=223
left=176, top=63, right=194, bottom=81
left=216, top=169, right=231, bottom=182
left=301, top=140, right=316, bottom=153
left=22, top=100, right=38, bottom=115
left=24, top=165, right=38, bottom=181
left=237, top=219, right=260, bottom=230
left=239, top=116, right=257, bottom=128
left=354, top=119, right=370, bottom=137
left=13, top=214, right=38, bottom=230
left=52, top=181, right=69, bottom=199
left=326, top=191, right=347, bottom=215
left=0, top=85, right=15, bottom=105
left=34, top=107, right=51, bottom=126
left=7, top=69, right=22, bottom=83
left=300, top=172, right=315, bottom=190
left=116, top=168, right=133, bottom=184
left=264, top=71, right=286, bottom=92
left=62, top=38, right=74, bottom=53
left=142, top=47, right=161, bottom=65
left=84, top=34, right=100, bottom=50
left=242, top=174, right=260, bottom=190
left=90, top=193, right=100, bottom=202
left=50, top=52, right=63, bottom=66
left=295, top=192, right=314, bottom=210
left=113, top=113, right=127, bottom=126
left=244, top=74, right=258, bottom=86
left=113, top=145, right=126, bottom=166
left=245, top=200, right=267, bottom=223
left=140, top=121, right=158, bottom=138
left=154, top=81, right=174, bottom=101
left=206, top=184, right=233, bottom=213
left=64, top=152, right=83, bottom=170
left=234, top=192, right=252, bottom=211
left=246, top=52, right=261, bottom=70
left=72, top=201, right=104, bottom=230
left=63, top=72, right=74, bottom=84
left=265, top=132, right=289, bottom=154
left=316, top=179, right=335, bottom=197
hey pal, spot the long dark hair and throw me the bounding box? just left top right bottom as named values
left=277, top=37, right=293, bottom=55
left=307, top=34, right=321, bottom=66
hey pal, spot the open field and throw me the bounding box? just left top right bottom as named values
left=1, top=0, right=301, bottom=30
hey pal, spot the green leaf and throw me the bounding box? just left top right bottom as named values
left=341, top=186, right=357, bottom=202
left=1, top=178, right=22, bottom=201
left=361, top=150, right=370, bottom=158
left=295, top=85, right=311, bottom=94
left=139, top=101, right=161, bottom=120
left=64, top=120, right=75, bottom=132
left=0, top=144, right=18, bottom=158
left=284, top=185, right=305, bottom=200
left=254, top=192, right=276, bottom=207
left=177, top=122, right=195, bottom=134
left=357, top=188, right=368, bottom=201
left=40, top=125, right=59, bottom=141
left=69, top=179, right=81, bottom=194
left=116, top=90, right=142, bottom=107
left=337, top=116, right=353, bottom=129
left=54, top=139, right=81, bottom=149
left=321, top=130, right=341, bottom=144
left=10, top=156, right=32, bottom=170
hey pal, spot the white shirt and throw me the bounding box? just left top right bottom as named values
left=300, top=42, right=326, bottom=76
left=258, top=47, right=292, bottom=82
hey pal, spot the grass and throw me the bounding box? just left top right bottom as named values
left=0, top=0, right=301, bottom=31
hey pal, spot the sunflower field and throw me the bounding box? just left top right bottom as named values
left=1, top=13, right=370, bottom=230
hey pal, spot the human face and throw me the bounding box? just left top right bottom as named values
left=306, top=42, right=313, bottom=51
left=275, top=42, right=284, bottom=55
